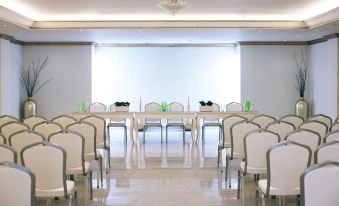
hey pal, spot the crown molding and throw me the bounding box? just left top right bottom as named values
left=236, top=41, right=309, bottom=46
left=308, top=33, right=339, bottom=45
left=96, top=43, right=235, bottom=47
left=305, top=7, right=339, bottom=28
left=23, top=42, right=95, bottom=46
left=0, top=5, right=34, bottom=28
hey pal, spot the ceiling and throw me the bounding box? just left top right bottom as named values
left=0, top=0, right=338, bottom=44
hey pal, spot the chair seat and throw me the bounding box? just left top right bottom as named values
left=96, top=142, right=105, bottom=149
left=240, top=161, right=267, bottom=174
left=258, top=179, right=300, bottom=196
left=107, top=122, right=126, bottom=127
left=166, top=122, right=184, bottom=126
left=144, top=123, right=162, bottom=127
left=36, top=180, right=74, bottom=197
left=67, top=162, right=90, bottom=175
left=203, top=122, right=221, bottom=126
left=227, top=149, right=244, bottom=159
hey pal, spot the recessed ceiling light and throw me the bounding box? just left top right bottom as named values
left=296, top=35, right=300, bottom=38
left=79, top=29, right=84, bottom=32
left=258, top=29, right=263, bottom=32
left=3, top=24, right=7, bottom=27
left=283, top=40, right=287, bottom=42
left=138, top=29, right=142, bottom=32
left=315, top=29, right=319, bottom=32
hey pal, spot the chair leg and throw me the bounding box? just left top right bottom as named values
left=124, top=126, right=127, bottom=143
left=217, top=145, right=221, bottom=168
left=241, top=172, right=245, bottom=206
left=183, top=126, right=185, bottom=143
left=165, top=126, right=168, bottom=143
left=100, top=156, right=103, bottom=186
left=261, top=192, right=266, bottom=206
left=161, top=126, right=163, bottom=139
left=225, top=154, right=229, bottom=182
left=228, top=158, right=232, bottom=188
left=106, top=147, right=110, bottom=173
left=68, top=193, right=73, bottom=206
left=89, top=171, right=93, bottom=200
left=237, top=169, right=241, bottom=199
left=143, top=127, right=146, bottom=143
left=202, top=126, right=205, bottom=143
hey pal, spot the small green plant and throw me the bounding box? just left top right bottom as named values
left=114, top=102, right=130, bottom=107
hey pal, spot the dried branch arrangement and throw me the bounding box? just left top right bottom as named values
left=294, top=50, right=307, bottom=98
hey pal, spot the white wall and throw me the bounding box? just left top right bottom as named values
left=93, top=46, right=240, bottom=111
left=240, top=45, right=308, bottom=118
left=309, top=38, right=339, bottom=120
left=22, top=45, right=94, bottom=119
left=0, top=39, right=22, bottom=118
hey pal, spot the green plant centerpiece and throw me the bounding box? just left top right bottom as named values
left=199, top=100, right=214, bottom=111
left=114, top=102, right=130, bottom=112
left=17, top=57, right=52, bottom=118
left=293, top=50, right=309, bottom=120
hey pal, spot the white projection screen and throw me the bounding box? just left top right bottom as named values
left=93, top=46, right=240, bottom=111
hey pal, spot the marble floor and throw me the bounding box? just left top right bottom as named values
left=37, top=127, right=298, bottom=206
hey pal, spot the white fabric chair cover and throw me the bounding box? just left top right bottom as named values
left=81, top=115, right=107, bottom=148
left=251, top=114, right=276, bottom=129
left=301, top=161, right=339, bottom=206
left=0, top=144, right=17, bottom=163
left=109, top=104, right=126, bottom=123
left=51, top=115, right=77, bottom=129
left=315, top=141, right=339, bottom=164
left=324, top=130, right=339, bottom=143
left=309, top=114, right=332, bottom=128
left=23, top=115, right=47, bottom=129
left=266, top=120, right=295, bottom=140
left=0, top=162, right=35, bottom=206
left=33, top=121, right=62, bottom=138
left=280, top=114, right=304, bottom=129
left=204, top=103, right=220, bottom=123
left=0, top=115, right=19, bottom=127
left=299, top=120, right=328, bottom=143
left=89, top=102, right=107, bottom=112
left=0, top=121, right=30, bottom=142
left=226, top=102, right=243, bottom=112
left=329, top=122, right=339, bottom=132
left=0, top=134, right=5, bottom=144
left=167, top=102, right=184, bottom=123
left=221, top=115, right=247, bottom=148
left=145, top=102, right=162, bottom=123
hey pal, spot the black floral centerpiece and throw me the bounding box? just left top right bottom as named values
left=114, top=102, right=130, bottom=112
left=199, top=100, right=213, bottom=112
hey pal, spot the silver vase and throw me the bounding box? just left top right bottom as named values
left=23, top=97, right=37, bottom=118
left=296, top=97, right=309, bottom=121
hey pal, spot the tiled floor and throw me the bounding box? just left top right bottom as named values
left=37, top=127, right=298, bottom=206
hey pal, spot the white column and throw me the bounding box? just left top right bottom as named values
left=0, top=38, right=11, bottom=115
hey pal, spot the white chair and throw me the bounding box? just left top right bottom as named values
left=0, top=121, right=30, bottom=143
left=0, top=134, right=5, bottom=144
left=285, top=128, right=321, bottom=164
left=226, top=102, right=243, bottom=112
left=9, top=130, right=45, bottom=165
left=48, top=130, right=93, bottom=200
left=107, top=103, right=128, bottom=143
left=143, top=102, right=163, bottom=143
left=309, top=114, right=332, bottom=129
left=299, top=120, right=328, bottom=143
left=0, top=162, right=35, bottom=206
left=238, top=129, right=280, bottom=203
left=0, top=115, right=19, bottom=127
left=21, top=141, right=75, bottom=206
left=280, top=114, right=304, bottom=129
left=329, top=122, right=339, bottom=132
left=251, top=114, right=276, bottom=129
left=0, top=144, right=17, bottom=163
left=67, top=121, right=103, bottom=188
left=335, top=117, right=339, bottom=123
left=324, top=130, right=339, bottom=143
left=23, top=115, right=47, bottom=129
left=52, top=115, right=77, bottom=129
left=300, top=161, right=339, bottom=206
left=266, top=120, right=295, bottom=140
left=256, top=140, right=311, bottom=206
left=315, top=140, right=339, bottom=164
left=33, top=121, right=62, bottom=138
left=166, top=102, right=185, bottom=142
left=218, top=114, right=247, bottom=167
left=81, top=115, right=110, bottom=172
left=89, top=102, right=107, bottom=112
left=202, top=103, right=221, bottom=142
left=226, top=120, right=260, bottom=188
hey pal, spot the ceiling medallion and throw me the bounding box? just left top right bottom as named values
left=157, top=0, right=192, bottom=15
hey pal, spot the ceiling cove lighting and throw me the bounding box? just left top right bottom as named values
left=157, top=0, right=192, bottom=15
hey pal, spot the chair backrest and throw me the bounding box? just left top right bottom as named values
left=167, top=102, right=184, bottom=123
left=0, top=134, right=5, bottom=144
left=0, top=121, right=30, bottom=142
left=51, top=115, right=77, bottom=129
left=299, top=120, right=328, bottom=143
left=266, top=120, right=295, bottom=140
left=280, top=114, right=304, bottom=129
left=145, top=102, right=162, bottom=123
left=309, top=114, right=332, bottom=128
left=0, top=162, right=35, bottom=206
left=265, top=140, right=311, bottom=196
left=9, top=130, right=45, bottom=164
left=230, top=120, right=260, bottom=158
left=324, top=130, right=339, bottom=143
left=251, top=114, right=276, bottom=129
left=285, top=128, right=321, bottom=164
left=33, top=121, right=63, bottom=138
left=226, top=102, right=243, bottom=112
left=204, top=103, right=220, bottom=123
left=301, top=161, right=339, bottom=206
left=243, top=129, right=280, bottom=173
left=66, top=121, right=97, bottom=158
left=48, top=130, right=85, bottom=175
left=315, top=141, right=339, bottom=164
left=0, top=144, right=17, bottom=163
left=329, top=122, right=339, bottom=132
left=221, top=114, right=247, bottom=147
left=80, top=115, right=106, bottom=147
left=0, top=115, right=19, bottom=127
left=23, top=115, right=47, bottom=129
left=109, top=104, right=126, bottom=122
left=89, top=102, right=107, bottom=112
left=21, top=141, right=68, bottom=198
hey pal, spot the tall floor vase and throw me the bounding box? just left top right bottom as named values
left=23, top=97, right=36, bottom=118
left=296, top=97, right=309, bottom=121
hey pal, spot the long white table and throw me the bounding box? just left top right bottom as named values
left=134, top=112, right=196, bottom=143
left=72, top=112, right=134, bottom=143
left=196, top=112, right=258, bottom=142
